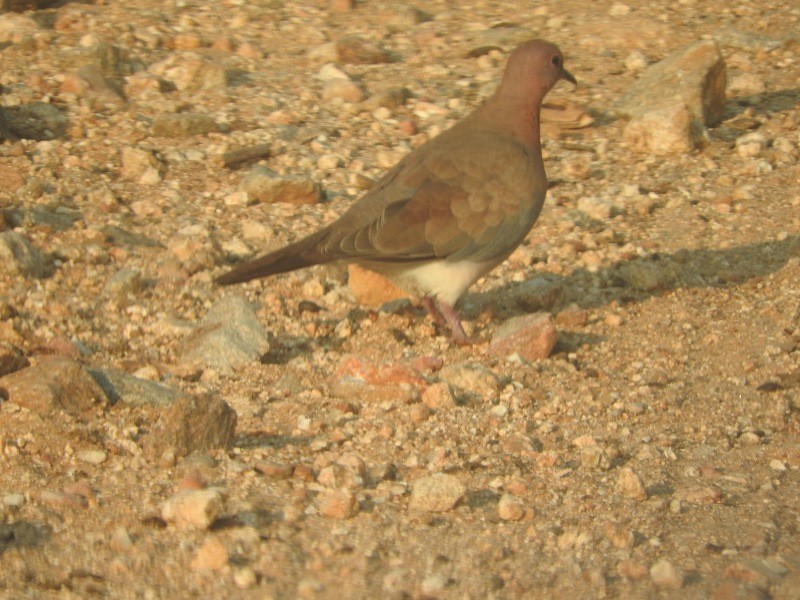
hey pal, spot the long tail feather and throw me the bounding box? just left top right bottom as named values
left=215, top=229, right=330, bottom=285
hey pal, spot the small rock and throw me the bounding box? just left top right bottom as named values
left=674, top=484, right=722, bottom=504
left=1, top=357, right=107, bottom=414
left=347, top=264, right=407, bottom=307
left=179, top=295, right=270, bottom=373
left=577, top=196, right=619, bottom=220
left=120, top=147, right=164, bottom=183
left=0, top=343, right=28, bottom=377
left=408, top=473, right=465, bottom=512
left=507, top=276, right=565, bottom=312
left=422, top=381, right=457, bottom=410
left=317, top=463, right=363, bottom=490
left=3, top=493, right=25, bottom=510
left=144, top=393, right=237, bottom=461
left=618, top=259, right=670, bottom=291
left=162, top=488, right=225, bottom=530
left=88, top=368, right=183, bottom=407
left=152, top=112, right=217, bottom=137
left=650, top=559, right=683, bottom=589
left=316, top=489, right=358, bottom=519
left=233, top=566, right=258, bottom=589
left=420, top=573, right=447, bottom=596
left=623, top=102, right=703, bottom=155
left=736, top=132, right=768, bottom=158
left=0, top=231, right=49, bottom=278
left=438, top=362, right=500, bottom=399
left=150, top=54, right=230, bottom=92
left=191, top=537, right=229, bottom=571
left=497, top=493, right=526, bottom=521
left=38, top=489, right=89, bottom=510
left=76, top=449, right=107, bottom=465
left=335, top=35, right=394, bottom=64
left=240, top=165, right=322, bottom=205
left=555, top=304, right=588, bottom=328
left=604, top=522, right=635, bottom=549
left=321, top=78, right=364, bottom=103
left=618, top=467, right=648, bottom=500
left=487, top=312, right=558, bottom=361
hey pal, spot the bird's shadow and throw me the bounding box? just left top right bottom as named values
left=464, top=235, right=800, bottom=335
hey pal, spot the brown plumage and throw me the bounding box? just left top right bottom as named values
left=217, top=39, right=576, bottom=344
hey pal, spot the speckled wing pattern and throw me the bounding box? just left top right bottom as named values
left=316, top=134, right=547, bottom=265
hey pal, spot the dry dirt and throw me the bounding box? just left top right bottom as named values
left=1, top=0, right=800, bottom=598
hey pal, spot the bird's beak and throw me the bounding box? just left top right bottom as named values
left=561, top=68, right=577, bottom=86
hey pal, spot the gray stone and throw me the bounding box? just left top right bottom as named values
left=179, top=295, right=270, bottom=373
left=88, top=368, right=183, bottom=407
left=616, top=40, right=727, bottom=127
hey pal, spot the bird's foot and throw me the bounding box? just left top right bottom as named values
left=423, top=297, right=477, bottom=346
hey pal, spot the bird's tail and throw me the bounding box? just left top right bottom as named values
left=215, top=229, right=331, bottom=286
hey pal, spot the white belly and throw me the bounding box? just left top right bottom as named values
left=363, top=259, right=496, bottom=306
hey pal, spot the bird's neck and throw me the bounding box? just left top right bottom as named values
left=473, top=95, right=543, bottom=149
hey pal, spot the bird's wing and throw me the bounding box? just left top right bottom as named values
left=318, top=134, right=547, bottom=264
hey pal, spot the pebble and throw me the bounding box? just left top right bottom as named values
left=736, top=132, right=768, bottom=158
left=438, top=362, right=499, bottom=400
left=162, top=488, right=225, bottom=530
left=497, top=493, right=526, bottom=521
left=422, top=381, right=457, bottom=410
left=650, top=559, right=683, bottom=589
left=408, top=473, right=465, bottom=513
left=152, top=112, right=217, bottom=137
left=77, top=449, right=107, bottom=465
left=3, top=493, right=25, bottom=510
left=335, top=35, right=394, bottom=64
left=240, top=165, right=323, bottom=205
left=618, top=467, right=648, bottom=500
left=507, top=276, right=565, bottom=312
left=0, top=231, right=49, bottom=278
left=233, top=566, right=258, bottom=589
left=487, top=312, right=558, bottom=361
left=321, top=78, right=364, bottom=103
left=144, top=393, right=237, bottom=461
left=623, top=102, right=702, bottom=155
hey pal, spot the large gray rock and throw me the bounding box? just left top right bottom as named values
left=616, top=40, right=727, bottom=127
left=179, top=295, right=270, bottom=373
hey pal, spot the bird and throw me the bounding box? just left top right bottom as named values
left=216, top=39, right=576, bottom=345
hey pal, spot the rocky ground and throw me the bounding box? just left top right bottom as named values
left=1, top=0, right=799, bottom=598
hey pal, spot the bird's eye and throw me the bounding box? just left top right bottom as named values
left=551, top=55, right=561, bottom=67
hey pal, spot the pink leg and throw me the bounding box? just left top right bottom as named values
left=437, top=300, right=472, bottom=346
left=422, top=297, right=473, bottom=345
left=421, top=296, right=447, bottom=325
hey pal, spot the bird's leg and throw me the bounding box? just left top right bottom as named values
left=436, top=300, right=473, bottom=346
left=421, top=296, right=447, bottom=326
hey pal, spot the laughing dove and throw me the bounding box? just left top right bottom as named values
left=216, top=39, right=576, bottom=344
